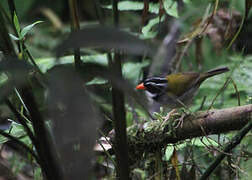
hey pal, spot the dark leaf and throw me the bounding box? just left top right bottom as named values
left=47, top=66, right=100, bottom=179
left=0, top=57, right=32, bottom=72
left=50, top=63, right=152, bottom=118
left=79, top=63, right=151, bottom=118
left=56, top=26, right=154, bottom=57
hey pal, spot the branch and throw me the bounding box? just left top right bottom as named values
left=172, top=104, right=251, bottom=141
left=106, top=104, right=252, bottom=163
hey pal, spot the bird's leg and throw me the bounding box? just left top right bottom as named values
left=174, top=113, right=186, bottom=128
left=161, top=109, right=177, bottom=126
left=174, top=108, right=190, bottom=128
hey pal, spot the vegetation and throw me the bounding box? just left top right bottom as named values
left=0, top=0, right=251, bottom=179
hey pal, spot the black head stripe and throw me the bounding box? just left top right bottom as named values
left=144, top=81, right=167, bottom=94
left=144, top=77, right=167, bottom=84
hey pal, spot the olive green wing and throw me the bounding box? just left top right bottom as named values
left=166, top=72, right=200, bottom=96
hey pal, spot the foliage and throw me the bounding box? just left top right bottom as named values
left=0, top=0, right=251, bottom=179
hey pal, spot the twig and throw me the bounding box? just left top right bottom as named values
left=208, top=77, right=231, bottom=110
left=7, top=0, right=21, bottom=53
left=175, top=39, right=194, bottom=72
left=97, top=139, right=116, bottom=166
left=24, top=45, right=44, bottom=76
left=97, top=128, right=113, bottom=148
left=200, top=120, right=252, bottom=180
left=231, top=78, right=241, bottom=106
left=14, top=88, right=30, bottom=115
left=199, top=96, right=207, bottom=110
left=174, top=2, right=214, bottom=72
left=226, top=11, right=245, bottom=50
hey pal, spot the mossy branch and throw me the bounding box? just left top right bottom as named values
left=107, top=104, right=252, bottom=164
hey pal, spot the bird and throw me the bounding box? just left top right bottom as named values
left=136, top=67, right=230, bottom=109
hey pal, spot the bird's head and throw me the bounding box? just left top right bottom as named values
left=136, top=77, right=168, bottom=95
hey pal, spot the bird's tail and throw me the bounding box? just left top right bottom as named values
left=205, top=67, right=230, bottom=78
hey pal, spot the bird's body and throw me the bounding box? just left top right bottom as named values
left=136, top=67, right=229, bottom=108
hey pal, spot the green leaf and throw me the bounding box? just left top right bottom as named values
left=9, top=33, right=20, bottom=41
left=13, top=11, right=21, bottom=36
left=9, top=121, right=27, bottom=138
left=142, top=16, right=165, bottom=38
left=164, top=146, right=173, bottom=161
left=20, top=21, right=43, bottom=40
left=34, top=168, right=42, bottom=180
left=0, top=135, right=7, bottom=144
left=149, top=3, right=160, bottom=14
left=105, top=1, right=143, bottom=11
left=103, top=1, right=159, bottom=14
left=0, top=73, right=8, bottom=85
left=0, top=120, right=31, bottom=144
left=193, top=137, right=219, bottom=147
left=86, top=77, right=108, bottom=85
left=36, top=54, right=108, bottom=73
left=163, top=0, right=178, bottom=18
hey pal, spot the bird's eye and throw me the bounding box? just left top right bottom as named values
left=144, top=82, right=155, bottom=89
left=144, top=82, right=167, bottom=94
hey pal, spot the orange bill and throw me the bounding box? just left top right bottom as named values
left=136, top=83, right=146, bottom=90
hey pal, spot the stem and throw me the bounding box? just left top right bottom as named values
left=226, top=11, right=245, bottom=50
left=112, top=0, right=119, bottom=27
left=94, top=0, right=104, bottom=25
left=111, top=54, right=130, bottom=180
left=68, top=0, right=81, bottom=69
left=24, top=44, right=44, bottom=76
left=110, top=0, right=130, bottom=179
left=7, top=0, right=21, bottom=53
left=21, top=87, right=63, bottom=179
left=7, top=1, right=44, bottom=77
left=200, top=120, right=252, bottom=180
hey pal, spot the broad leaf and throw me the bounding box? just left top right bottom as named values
left=13, top=11, right=21, bottom=36
left=56, top=26, right=154, bottom=57
left=142, top=16, right=165, bottom=38
left=20, top=21, right=43, bottom=39
left=163, top=0, right=178, bottom=18
left=9, top=33, right=20, bottom=41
